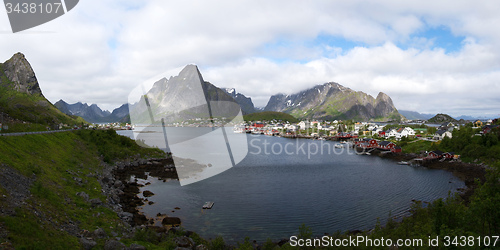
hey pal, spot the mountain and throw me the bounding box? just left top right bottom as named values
left=108, top=104, right=129, bottom=122
left=263, top=82, right=403, bottom=121
left=454, top=115, right=494, bottom=121
left=55, top=100, right=129, bottom=123
left=0, top=52, right=81, bottom=126
left=399, top=110, right=435, bottom=120
left=129, top=64, right=239, bottom=124
left=222, top=88, right=257, bottom=114
left=427, top=113, right=457, bottom=123
left=54, top=99, right=71, bottom=115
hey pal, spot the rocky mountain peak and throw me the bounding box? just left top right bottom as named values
left=222, top=87, right=257, bottom=114
left=376, top=92, right=391, bottom=103
left=2, top=52, right=43, bottom=96
left=264, top=82, right=402, bottom=121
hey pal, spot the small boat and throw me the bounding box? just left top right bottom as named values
left=398, top=161, right=409, bottom=165
left=335, top=144, right=344, bottom=148
left=202, top=201, right=214, bottom=209
left=233, top=127, right=245, bottom=133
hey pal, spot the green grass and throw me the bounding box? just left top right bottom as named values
left=0, top=63, right=84, bottom=128
left=0, top=130, right=165, bottom=248
left=400, top=139, right=434, bottom=153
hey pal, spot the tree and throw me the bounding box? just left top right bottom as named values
left=427, top=127, right=437, bottom=135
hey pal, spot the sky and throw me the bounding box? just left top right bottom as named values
left=1, top=0, right=499, bottom=118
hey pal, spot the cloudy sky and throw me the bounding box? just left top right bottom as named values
left=1, top=0, right=499, bottom=118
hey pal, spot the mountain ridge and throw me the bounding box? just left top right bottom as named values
left=264, top=82, right=403, bottom=121
left=222, top=88, right=257, bottom=114
left=55, top=100, right=129, bottom=123
left=398, top=110, right=435, bottom=120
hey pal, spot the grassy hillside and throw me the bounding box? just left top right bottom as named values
left=0, top=130, right=164, bottom=248
left=0, top=63, right=85, bottom=131
left=243, top=111, right=299, bottom=123
left=428, top=113, right=457, bottom=123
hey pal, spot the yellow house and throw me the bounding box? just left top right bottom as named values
left=474, top=120, right=483, bottom=127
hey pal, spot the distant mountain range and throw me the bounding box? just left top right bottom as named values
left=264, top=82, right=403, bottom=121
left=398, top=110, right=435, bottom=120
left=54, top=100, right=129, bottom=123
left=399, top=110, right=492, bottom=121
left=3, top=52, right=493, bottom=127
left=59, top=68, right=405, bottom=123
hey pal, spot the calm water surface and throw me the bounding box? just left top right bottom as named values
left=118, top=129, right=464, bottom=243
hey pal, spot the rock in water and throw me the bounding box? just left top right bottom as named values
left=162, top=216, right=181, bottom=225
left=143, top=190, right=154, bottom=197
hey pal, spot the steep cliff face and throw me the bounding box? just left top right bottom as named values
left=129, top=65, right=239, bottom=124
left=1, top=52, right=43, bottom=96
left=264, top=82, right=403, bottom=121
left=0, top=53, right=79, bottom=125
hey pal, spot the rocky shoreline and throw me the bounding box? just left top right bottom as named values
left=102, top=148, right=487, bottom=248
left=375, top=150, right=486, bottom=202
left=99, top=157, right=179, bottom=227
left=84, top=156, right=219, bottom=249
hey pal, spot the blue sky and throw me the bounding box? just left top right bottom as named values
left=1, top=0, right=499, bottom=118
left=409, top=26, right=465, bottom=53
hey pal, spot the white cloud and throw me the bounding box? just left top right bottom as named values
left=0, top=0, right=499, bottom=116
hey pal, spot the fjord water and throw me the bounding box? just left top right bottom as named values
left=118, top=129, right=464, bottom=243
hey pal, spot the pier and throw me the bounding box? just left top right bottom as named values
left=202, top=201, right=214, bottom=209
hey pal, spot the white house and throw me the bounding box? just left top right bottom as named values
left=396, top=127, right=415, bottom=139
left=371, top=127, right=383, bottom=136
left=285, top=124, right=297, bottom=131
left=434, top=130, right=452, bottom=140
left=385, top=129, right=398, bottom=138
left=298, top=121, right=308, bottom=130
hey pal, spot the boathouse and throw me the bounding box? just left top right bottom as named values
left=427, top=150, right=444, bottom=159
left=443, top=152, right=455, bottom=159
left=377, top=141, right=396, bottom=150
left=391, top=146, right=402, bottom=153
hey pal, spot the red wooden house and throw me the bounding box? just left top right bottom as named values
left=251, top=122, right=265, bottom=128
left=377, top=141, right=396, bottom=150
left=427, top=150, right=444, bottom=159
left=391, top=146, right=402, bottom=153
left=443, top=152, right=455, bottom=159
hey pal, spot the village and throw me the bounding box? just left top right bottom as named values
left=235, top=118, right=500, bottom=163
left=86, top=116, right=500, bottom=164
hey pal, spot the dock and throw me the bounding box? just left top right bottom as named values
left=202, top=201, right=214, bottom=209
